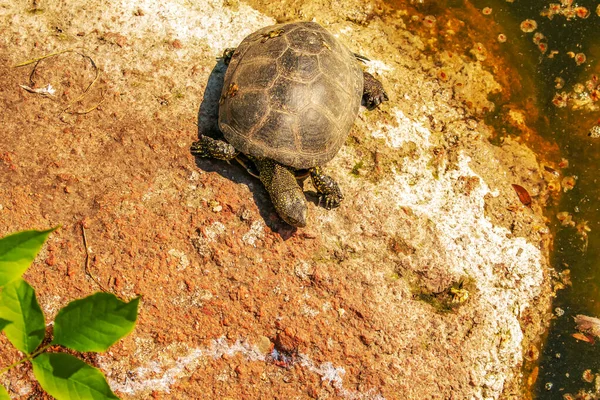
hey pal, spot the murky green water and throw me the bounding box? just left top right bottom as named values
left=461, top=1, right=600, bottom=397
left=466, top=1, right=600, bottom=398
left=386, top=0, right=600, bottom=397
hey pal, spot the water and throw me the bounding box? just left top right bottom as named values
left=465, top=2, right=600, bottom=398
left=384, top=0, right=600, bottom=397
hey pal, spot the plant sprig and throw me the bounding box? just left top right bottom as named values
left=0, top=228, right=139, bottom=400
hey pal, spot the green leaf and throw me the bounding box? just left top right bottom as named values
left=32, top=352, right=119, bottom=400
left=0, top=228, right=57, bottom=287
left=0, top=278, right=45, bottom=354
left=0, top=384, right=10, bottom=400
left=53, top=293, right=139, bottom=352
left=0, top=317, right=11, bottom=331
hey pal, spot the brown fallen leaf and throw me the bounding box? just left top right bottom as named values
left=572, top=332, right=595, bottom=344
left=512, top=184, right=532, bottom=206
left=527, top=366, right=539, bottom=387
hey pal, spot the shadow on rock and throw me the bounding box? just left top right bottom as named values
left=193, top=60, right=297, bottom=239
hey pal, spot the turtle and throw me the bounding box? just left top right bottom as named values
left=191, top=21, right=388, bottom=227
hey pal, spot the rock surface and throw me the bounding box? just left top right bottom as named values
left=0, top=0, right=553, bottom=398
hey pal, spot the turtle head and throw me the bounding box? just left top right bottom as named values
left=254, top=158, right=308, bottom=227
left=273, top=188, right=307, bottom=228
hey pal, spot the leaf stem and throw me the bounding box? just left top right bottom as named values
left=0, top=344, right=51, bottom=375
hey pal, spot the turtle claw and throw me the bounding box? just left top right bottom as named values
left=319, top=192, right=343, bottom=210
left=363, top=84, right=389, bottom=110
left=363, top=71, right=388, bottom=110
left=364, top=92, right=388, bottom=110
left=311, top=167, right=343, bottom=210
left=190, top=135, right=239, bottom=160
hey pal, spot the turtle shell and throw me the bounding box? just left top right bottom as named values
left=218, top=22, right=364, bottom=170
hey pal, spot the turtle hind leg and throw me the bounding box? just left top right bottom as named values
left=190, top=135, right=239, bottom=160
left=362, top=72, right=388, bottom=110
left=310, top=167, right=343, bottom=210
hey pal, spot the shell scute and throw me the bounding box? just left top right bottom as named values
left=277, top=48, right=321, bottom=83
left=223, top=90, right=269, bottom=135
left=235, top=60, right=278, bottom=90
left=253, top=111, right=299, bottom=153
left=287, top=27, right=327, bottom=54
left=269, top=77, right=312, bottom=113
left=299, top=107, right=338, bottom=153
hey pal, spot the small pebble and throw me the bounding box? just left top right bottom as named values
left=559, top=158, right=569, bottom=168
left=555, top=307, right=564, bottom=316
left=257, top=336, right=272, bottom=354
left=588, top=124, right=600, bottom=138
left=520, top=19, right=538, bottom=33
left=575, top=53, right=586, bottom=66
left=423, top=15, right=436, bottom=28
left=583, top=369, right=594, bottom=383
left=533, top=32, right=545, bottom=45
left=575, top=6, right=589, bottom=19
left=562, top=176, right=576, bottom=191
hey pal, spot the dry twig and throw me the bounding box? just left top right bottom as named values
left=14, top=49, right=104, bottom=115
left=81, top=222, right=109, bottom=292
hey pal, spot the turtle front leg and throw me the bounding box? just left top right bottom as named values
left=190, top=135, right=239, bottom=160
left=310, top=167, right=343, bottom=210
left=363, top=72, right=388, bottom=110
